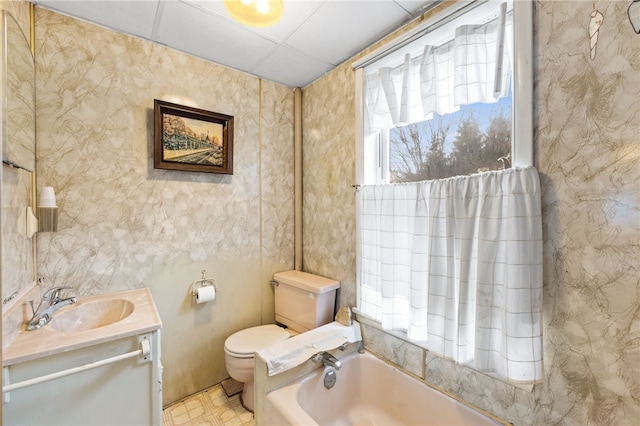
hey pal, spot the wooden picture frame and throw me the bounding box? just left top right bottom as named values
left=154, top=99, right=233, bottom=174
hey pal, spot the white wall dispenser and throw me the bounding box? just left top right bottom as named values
left=38, top=186, right=58, bottom=232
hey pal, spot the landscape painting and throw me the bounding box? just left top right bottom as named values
left=154, top=99, right=234, bottom=174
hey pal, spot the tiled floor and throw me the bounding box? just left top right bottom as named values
left=163, top=384, right=255, bottom=426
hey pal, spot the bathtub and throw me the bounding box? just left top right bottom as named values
left=264, top=350, right=502, bottom=426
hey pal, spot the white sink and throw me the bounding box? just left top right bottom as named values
left=49, top=299, right=134, bottom=333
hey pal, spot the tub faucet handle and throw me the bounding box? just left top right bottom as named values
left=311, top=351, right=342, bottom=370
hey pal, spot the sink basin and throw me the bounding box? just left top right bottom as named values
left=3, top=288, right=161, bottom=366
left=49, top=299, right=134, bottom=332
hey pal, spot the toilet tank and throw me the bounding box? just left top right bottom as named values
left=273, top=270, right=340, bottom=333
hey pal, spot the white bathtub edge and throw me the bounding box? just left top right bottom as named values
left=362, top=349, right=511, bottom=426
left=262, top=349, right=509, bottom=426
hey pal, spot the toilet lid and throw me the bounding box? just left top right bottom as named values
left=224, top=324, right=290, bottom=358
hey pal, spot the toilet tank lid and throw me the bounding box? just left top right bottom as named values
left=273, top=270, right=340, bottom=294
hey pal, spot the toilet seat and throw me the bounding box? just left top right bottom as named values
left=224, top=324, right=291, bottom=359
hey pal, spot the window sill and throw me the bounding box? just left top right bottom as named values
left=353, top=308, right=420, bottom=345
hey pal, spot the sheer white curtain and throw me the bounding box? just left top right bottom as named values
left=358, top=167, right=543, bottom=383
left=364, top=10, right=513, bottom=133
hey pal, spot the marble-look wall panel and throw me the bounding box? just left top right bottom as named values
left=1, top=166, right=33, bottom=310
left=3, top=0, right=30, bottom=43
left=33, top=8, right=294, bottom=405
left=259, top=80, right=295, bottom=323
left=533, top=1, right=639, bottom=424
left=302, top=65, right=358, bottom=306
left=302, top=1, right=639, bottom=425
left=1, top=0, right=34, bottom=314
left=359, top=322, right=424, bottom=378
left=4, top=4, right=35, bottom=173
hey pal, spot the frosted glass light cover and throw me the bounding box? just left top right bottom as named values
left=40, top=186, right=56, bottom=207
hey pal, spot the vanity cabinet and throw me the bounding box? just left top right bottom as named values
left=2, top=288, right=163, bottom=425
left=3, top=330, right=162, bottom=425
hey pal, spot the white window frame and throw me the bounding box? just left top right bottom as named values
left=362, top=130, right=391, bottom=184
left=353, top=0, right=534, bottom=330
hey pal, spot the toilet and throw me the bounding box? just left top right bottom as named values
left=224, top=270, right=340, bottom=411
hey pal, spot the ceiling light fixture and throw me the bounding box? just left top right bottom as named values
left=224, top=0, right=284, bottom=28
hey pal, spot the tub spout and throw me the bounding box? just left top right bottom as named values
left=312, top=351, right=342, bottom=370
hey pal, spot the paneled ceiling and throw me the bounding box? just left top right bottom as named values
left=33, top=0, right=439, bottom=88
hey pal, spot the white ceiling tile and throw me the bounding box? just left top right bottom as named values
left=34, top=0, right=160, bottom=39
left=284, top=0, right=411, bottom=65
left=251, top=46, right=333, bottom=87
left=156, top=1, right=278, bottom=72
left=393, top=0, right=438, bottom=15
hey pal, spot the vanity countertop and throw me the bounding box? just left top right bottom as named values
left=3, top=288, right=162, bottom=366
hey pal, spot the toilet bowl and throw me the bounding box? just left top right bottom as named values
left=223, top=270, right=340, bottom=412
left=224, top=324, right=290, bottom=410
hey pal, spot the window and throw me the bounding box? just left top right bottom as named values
left=353, top=0, right=542, bottom=384
left=355, top=0, right=532, bottom=185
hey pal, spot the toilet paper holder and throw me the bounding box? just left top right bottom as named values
left=190, top=268, right=218, bottom=296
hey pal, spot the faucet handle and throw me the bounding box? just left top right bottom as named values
left=311, top=351, right=342, bottom=370
left=42, top=286, right=73, bottom=302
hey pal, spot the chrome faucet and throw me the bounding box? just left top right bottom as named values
left=26, top=286, right=77, bottom=331
left=312, top=351, right=342, bottom=370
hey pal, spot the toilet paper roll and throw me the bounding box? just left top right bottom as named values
left=195, top=286, right=216, bottom=304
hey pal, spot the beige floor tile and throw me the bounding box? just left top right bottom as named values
left=163, top=384, right=254, bottom=426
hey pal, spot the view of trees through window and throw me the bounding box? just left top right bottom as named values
left=389, top=93, right=512, bottom=183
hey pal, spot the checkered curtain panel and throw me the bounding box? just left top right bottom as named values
left=363, top=9, right=513, bottom=133
left=358, top=166, right=543, bottom=383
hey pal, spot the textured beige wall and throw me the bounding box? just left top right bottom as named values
left=301, top=61, right=358, bottom=304
left=34, top=8, right=294, bottom=405
left=2, top=0, right=30, bottom=39
left=302, top=1, right=639, bottom=425
left=1, top=0, right=35, bottom=311
left=1, top=3, right=33, bottom=423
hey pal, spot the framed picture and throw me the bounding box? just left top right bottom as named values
left=154, top=99, right=234, bottom=174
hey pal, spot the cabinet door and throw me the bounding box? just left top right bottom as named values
left=3, top=333, right=161, bottom=425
